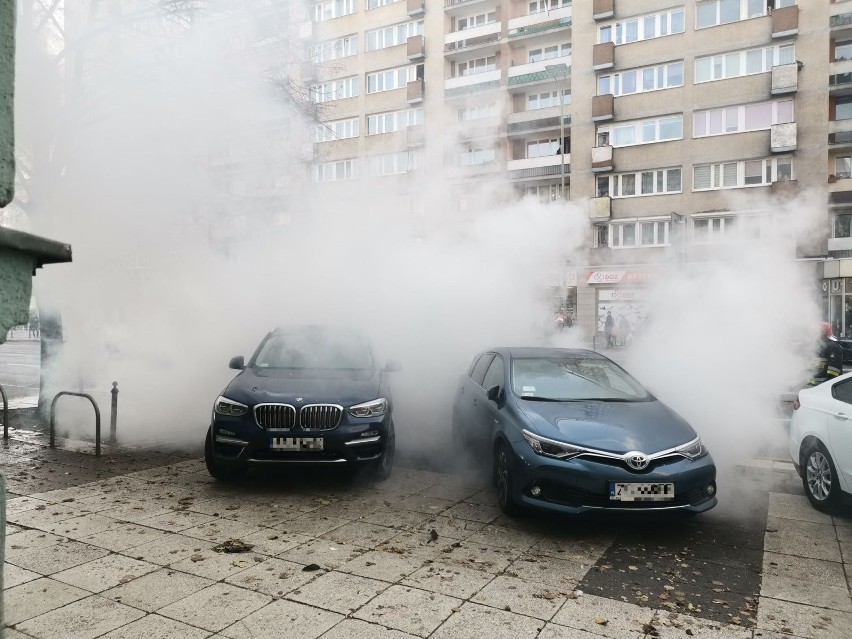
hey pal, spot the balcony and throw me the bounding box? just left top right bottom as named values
left=829, top=237, right=852, bottom=253
left=444, top=22, right=501, bottom=57
left=458, top=124, right=502, bottom=141
left=831, top=71, right=852, bottom=97
left=407, top=79, right=424, bottom=104
left=593, top=42, right=614, bottom=71
left=771, top=62, right=799, bottom=95
left=589, top=196, right=611, bottom=221
left=771, top=5, right=798, bottom=39
left=444, top=0, right=493, bottom=15
left=770, top=179, right=798, bottom=197
left=591, top=145, right=613, bottom=172
left=507, top=58, right=571, bottom=91
left=508, top=11, right=572, bottom=44
left=407, top=35, right=425, bottom=61
left=444, top=69, right=501, bottom=98
left=507, top=110, right=571, bottom=136
left=771, top=122, right=797, bottom=153
left=593, top=0, right=614, bottom=21
left=830, top=129, right=852, bottom=151
left=507, top=154, right=570, bottom=181
left=831, top=11, right=852, bottom=42
left=592, top=94, right=614, bottom=122
left=407, top=0, right=424, bottom=17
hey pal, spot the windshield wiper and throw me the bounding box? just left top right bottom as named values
left=520, top=396, right=571, bottom=402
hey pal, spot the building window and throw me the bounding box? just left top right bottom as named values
left=311, top=77, right=359, bottom=103
left=457, top=11, right=497, bottom=31
left=313, top=0, right=357, bottom=22
left=598, top=115, right=683, bottom=148
left=838, top=157, right=852, bottom=180
left=459, top=148, right=496, bottom=166
left=528, top=43, right=571, bottom=63
left=836, top=40, right=852, bottom=62
left=527, top=90, right=570, bottom=110
left=366, top=108, right=423, bottom=135
left=522, top=184, right=565, bottom=202
left=695, top=44, right=795, bottom=83
left=595, top=224, right=609, bottom=247
left=692, top=157, right=792, bottom=191
left=529, top=0, right=570, bottom=15
left=369, top=150, right=421, bottom=176
left=693, top=216, right=735, bottom=243
left=313, top=117, right=360, bottom=142
left=599, top=8, right=685, bottom=45
left=599, top=168, right=682, bottom=199
left=458, top=103, right=498, bottom=121
left=836, top=213, right=852, bottom=239
left=309, top=35, right=358, bottom=62
left=696, top=0, right=765, bottom=30
left=694, top=99, right=794, bottom=137
left=598, top=61, right=683, bottom=97
left=526, top=138, right=560, bottom=158
left=458, top=56, right=496, bottom=77
left=367, top=0, right=400, bottom=8
left=312, top=159, right=357, bottom=182
left=366, top=20, right=423, bottom=51
left=609, top=221, right=670, bottom=249
left=367, top=66, right=415, bottom=94
left=837, top=97, right=852, bottom=121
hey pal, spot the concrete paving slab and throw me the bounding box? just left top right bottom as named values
left=391, top=494, right=455, bottom=515
left=222, top=557, right=319, bottom=597
left=464, top=524, right=544, bottom=551
left=763, top=518, right=842, bottom=562
left=409, top=514, right=487, bottom=541
left=5, top=538, right=110, bottom=575
left=98, top=612, right=212, bottom=639
left=441, top=501, right=502, bottom=524
left=15, top=595, right=146, bottom=639
left=470, top=574, right=566, bottom=621
left=429, top=601, right=543, bottom=639
left=417, top=482, right=482, bottom=502
left=339, top=549, right=426, bottom=582
left=3, top=577, right=90, bottom=626
left=361, top=508, right=431, bottom=532
left=505, top=554, right=589, bottom=587
left=79, top=521, right=173, bottom=552
left=37, top=512, right=117, bottom=538
left=3, top=528, right=63, bottom=552
left=278, top=512, right=351, bottom=537
left=316, top=618, right=420, bottom=639
left=3, top=562, right=41, bottom=589
left=436, top=540, right=520, bottom=574
left=169, top=547, right=268, bottom=581
left=538, top=623, right=642, bottom=639
left=157, top=583, right=272, bottom=633
left=234, top=529, right=312, bottom=556
left=288, top=570, right=389, bottom=614
left=320, top=520, right=400, bottom=548
left=528, top=533, right=616, bottom=564
left=767, top=493, right=834, bottom=525
left=761, top=551, right=851, bottom=611
left=219, top=599, right=342, bottom=639
left=134, top=508, right=218, bottom=532
left=649, top=612, right=754, bottom=638
left=100, top=568, right=215, bottom=612
left=757, top=596, right=852, bottom=639
left=121, top=532, right=205, bottom=566
left=179, top=518, right=266, bottom=545
left=401, top=561, right=495, bottom=599
left=278, top=537, right=365, bottom=569
left=52, top=553, right=160, bottom=593
left=99, top=501, right=178, bottom=524
left=353, top=584, right=462, bottom=637
left=551, top=592, right=654, bottom=637
left=8, top=502, right=92, bottom=528
left=4, top=496, right=48, bottom=515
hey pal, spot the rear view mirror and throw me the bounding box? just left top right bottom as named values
left=384, top=359, right=402, bottom=373
left=229, top=356, right=245, bottom=370
left=487, top=385, right=503, bottom=403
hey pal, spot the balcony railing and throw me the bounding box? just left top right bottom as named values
left=509, top=17, right=572, bottom=39
left=831, top=12, right=852, bottom=28
left=507, top=115, right=571, bottom=135
left=508, top=71, right=552, bottom=86
left=445, top=80, right=502, bottom=98
left=829, top=130, right=852, bottom=145
left=831, top=72, right=852, bottom=93
left=444, top=32, right=501, bottom=53
left=508, top=165, right=567, bottom=180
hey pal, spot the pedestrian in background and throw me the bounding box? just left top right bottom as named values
left=604, top=311, right=615, bottom=348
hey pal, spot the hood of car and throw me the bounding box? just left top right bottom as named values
left=223, top=367, right=383, bottom=407
left=518, top=399, right=697, bottom=455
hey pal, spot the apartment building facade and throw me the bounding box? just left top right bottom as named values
left=301, top=0, right=851, bottom=339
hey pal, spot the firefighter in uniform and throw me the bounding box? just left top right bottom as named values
left=809, top=322, right=844, bottom=386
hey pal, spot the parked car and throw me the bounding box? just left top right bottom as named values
left=451, top=347, right=717, bottom=516
left=789, top=372, right=852, bottom=512
left=205, top=326, right=398, bottom=481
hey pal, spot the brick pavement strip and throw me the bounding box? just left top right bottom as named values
left=2, top=444, right=852, bottom=638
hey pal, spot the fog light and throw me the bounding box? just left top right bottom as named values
left=530, top=485, right=542, bottom=497
left=219, top=428, right=236, bottom=436
left=362, top=430, right=379, bottom=437
left=706, top=483, right=716, bottom=497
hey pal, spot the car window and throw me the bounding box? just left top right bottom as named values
left=482, top=355, right=505, bottom=393
left=511, top=356, right=649, bottom=401
left=832, top=378, right=852, bottom=405
left=470, top=353, right=494, bottom=387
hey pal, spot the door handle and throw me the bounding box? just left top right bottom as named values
left=836, top=412, right=849, bottom=420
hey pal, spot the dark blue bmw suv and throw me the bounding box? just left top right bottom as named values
left=205, top=326, right=398, bottom=480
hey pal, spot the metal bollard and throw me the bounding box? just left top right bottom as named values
left=109, top=382, right=118, bottom=444
left=1, top=383, right=7, bottom=440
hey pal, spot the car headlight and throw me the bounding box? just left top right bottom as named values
left=522, top=430, right=585, bottom=460
left=677, top=437, right=706, bottom=460
left=349, top=398, right=388, bottom=418
left=214, top=395, right=248, bottom=417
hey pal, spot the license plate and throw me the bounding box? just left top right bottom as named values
left=270, top=437, right=324, bottom=451
left=609, top=482, right=674, bottom=502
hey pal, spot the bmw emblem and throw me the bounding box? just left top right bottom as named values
left=626, top=452, right=649, bottom=471
left=295, top=397, right=304, bottom=403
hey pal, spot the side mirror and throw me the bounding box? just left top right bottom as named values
left=384, top=359, right=402, bottom=373
left=229, top=356, right=245, bottom=370
left=487, top=385, right=504, bottom=404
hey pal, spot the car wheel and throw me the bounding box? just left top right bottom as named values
left=801, top=441, right=841, bottom=512
left=371, top=422, right=395, bottom=482
left=204, top=428, right=247, bottom=481
left=495, top=442, right=522, bottom=517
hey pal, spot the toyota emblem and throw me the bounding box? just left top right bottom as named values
left=626, top=452, right=649, bottom=470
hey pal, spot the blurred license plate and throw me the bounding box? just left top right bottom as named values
left=270, top=437, right=324, bottom=451
left=609, top=482, right=674, bottom=502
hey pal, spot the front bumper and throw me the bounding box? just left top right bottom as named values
left=209, top=411, right=392, bottom=467
left=508, top=437, right=718, bottom=515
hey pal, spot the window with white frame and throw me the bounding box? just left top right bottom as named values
left=692, top=157, right=793, bottom=190
left=369, top=150, right=421, bottom=176
left=529, top=0, right=570, bottom=15
left=367, top=108, right=423, bottom=135
left=366, top=20, right=423, bottom=51
left=597, top=115, right=683, bottom=148
left=522, top=183, right=564, bottom=202
left=695, top=43, right=795, bottom=83
left=528, top=43, right=571, bottom=63
left=310, top=35, right=358, bottom=62
left=609, top=220, right=670, bottom=248
left=311, top=76, right=359, bottom=102
left=527, top=90, right=571, bottom=110
left=527, top=138, right=560, bottom=158
left=837, top=157, right=852, bottom=179
left=459, top=148, right=496, bottom=166
left=367, top=66, right=415, bottom=93
left=367, top=0, right=400, bottom=8
left=693, top=216, right=735, bottom=243
left=314, top=117, right=360, bottom=142
left=835, top=213, right=852, bottom=239
left=458, top=103, right=499, bottom=121
left=458, top=56, right=496, bottom=77
left=457, top=11, right=497, bottom=31
left=313, top=0, right=357, bottom=22
left=596, top=168, right=682, bottom=198
left=694, top=99, right=793, bottom=137
left=599, top=8, right=685, bottom=45
left=598, top=62, right=683, bottom=97
left=696, top=0, right=765, bottom=30
left=312, top=159, right=357, bottom=182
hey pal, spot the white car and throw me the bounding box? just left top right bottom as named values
left=789, top=373, right=852, bottom=512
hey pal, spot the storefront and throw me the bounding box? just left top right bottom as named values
left=578, top=269, right=657, bottom=343
left=821, top=277, right=852, bottom=338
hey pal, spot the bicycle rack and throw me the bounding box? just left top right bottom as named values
left=0, top=383, right=7, bottom=440
left=50, top=392, right=102, bottom=456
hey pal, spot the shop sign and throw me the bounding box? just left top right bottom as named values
left=598, top=289, right=644, bottom=302
left=586, top=271, right=653, bottom=284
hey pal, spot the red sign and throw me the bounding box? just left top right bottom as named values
left=586, top=271, right=654, bottom=284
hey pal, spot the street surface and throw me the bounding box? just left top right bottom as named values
left=2, top=425, right=851, bottom=639
left=0, top=339, right=39, bottom=402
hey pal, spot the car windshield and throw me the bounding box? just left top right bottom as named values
left=253, top=332, right=374, bottom=370
left=511, top=356, right=650, bottom=401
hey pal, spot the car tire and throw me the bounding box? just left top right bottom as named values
left=371, top=422, right=395, bottom=482
left=205, top=428, right=247, bottom=481
left=801, top=441, right=841, bottom=513
left=494, top=442, right=522, bottom=517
